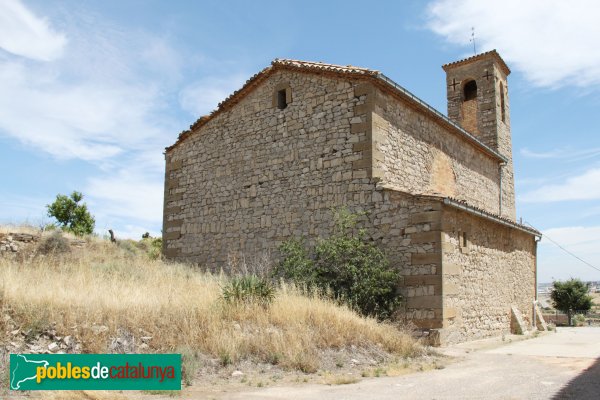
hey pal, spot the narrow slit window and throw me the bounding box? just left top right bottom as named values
left=500, top=82, right=506, bottom=123
left=461, top=232, right=468, bottom=248
left=277, top=89, right=288, bottom=109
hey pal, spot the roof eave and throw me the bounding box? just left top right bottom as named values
left=442, top=50, right=511, bottom=76
left=441, top=197, right=541, bottom=237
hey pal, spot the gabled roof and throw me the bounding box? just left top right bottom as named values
left=166, top=58, right=508, bottom=163
left=273, top=59, right=379, bottom=75
left=442, top=50, right=511, bottom=76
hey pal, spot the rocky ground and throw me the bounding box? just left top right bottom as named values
left=1, top=312, right=441, bottom=400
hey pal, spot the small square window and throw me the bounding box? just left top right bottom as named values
left=277, top=89, right=288, bottom=109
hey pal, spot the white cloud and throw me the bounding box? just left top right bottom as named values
left=0, top=2, right=184, bottom=237
left=521, top=147, right=600, bottom=162
left=542, top=226, right=600, bottom=251
left=0, top=0, right=66, bottom=61
left=426, top=0, right=600, bottom=88
left=538, top=225, right=600, bottom=282
left=0, top=33, right=176, bottom=162
left=85, top=168, right=164, bottom=226
left=179, top=74, right=248, bottom=117
left=0, top=1, right=248, bottom=239
left=520, top=168, right=600, bottom=202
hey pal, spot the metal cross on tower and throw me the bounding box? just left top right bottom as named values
left=470, top=27, right=477, bottom=55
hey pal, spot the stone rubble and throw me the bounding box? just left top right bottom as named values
left=0, top=233, right=38, bottom=253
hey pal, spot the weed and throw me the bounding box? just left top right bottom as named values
left=221, top=275, right=275, bottom=306
left=178, top=347, right=200, bottom=387
left=219, top=351, right=232, bottom=366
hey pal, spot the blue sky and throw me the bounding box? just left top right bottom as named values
left=1, top=0, right=599, bottom=283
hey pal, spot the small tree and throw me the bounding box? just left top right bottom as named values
left=550, top=278, right=593, bottom=326
left=46, top=191, right=95, bottom=236
left=275, top=208, right=402, bottom=320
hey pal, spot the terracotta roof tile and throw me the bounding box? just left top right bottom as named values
left=416, top=193, right=540, bottom=236
left=442, top=50, right=511, bottom=76
left=272, top=58, right=379, bottom=75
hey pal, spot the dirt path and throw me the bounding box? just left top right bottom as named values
left=220, top=327, right=600, bottom=400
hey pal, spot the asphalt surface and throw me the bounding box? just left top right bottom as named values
left=225, top=327, right=600, bottom=400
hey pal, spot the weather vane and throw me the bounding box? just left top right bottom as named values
left=470, top=27, right=477, bottom=55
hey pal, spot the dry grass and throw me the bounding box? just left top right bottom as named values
left=0, top=234, right=421, bottom=374
left=0, top=223, right=42, bottom=235
left=322, top=373, right=360, bottom=385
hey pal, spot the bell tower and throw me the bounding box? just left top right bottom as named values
left=442, top=50, right=515, bottom=220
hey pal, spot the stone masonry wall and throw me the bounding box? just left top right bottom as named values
left=440, top=207, right=536, bottom=343
left=165, top=70, right=379, bottom=266
left=370, top=86, right=502, bottom=216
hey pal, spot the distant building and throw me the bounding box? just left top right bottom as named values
left=163, top=51, right=541, bottom=344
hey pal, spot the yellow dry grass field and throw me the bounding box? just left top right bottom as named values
left=0, top=231, right=421, bottom=379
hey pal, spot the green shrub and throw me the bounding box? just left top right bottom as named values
left=275, top=208, right=402, bottom=320
left=37, top=231, right=71, bottom=255
left=144, top=237, right=162, bottom=260
left=221, top=275, right=275, bottom=306
left=277, top=239, right=313, bottom=283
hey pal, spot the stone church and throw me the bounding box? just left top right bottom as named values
left=162, top=50, right=541, bottom=344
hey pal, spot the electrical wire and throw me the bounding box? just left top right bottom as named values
left=524, top=220, right=600, bottom=274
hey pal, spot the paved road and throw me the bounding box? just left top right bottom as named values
left=225, top=327, right=600, bottom=400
